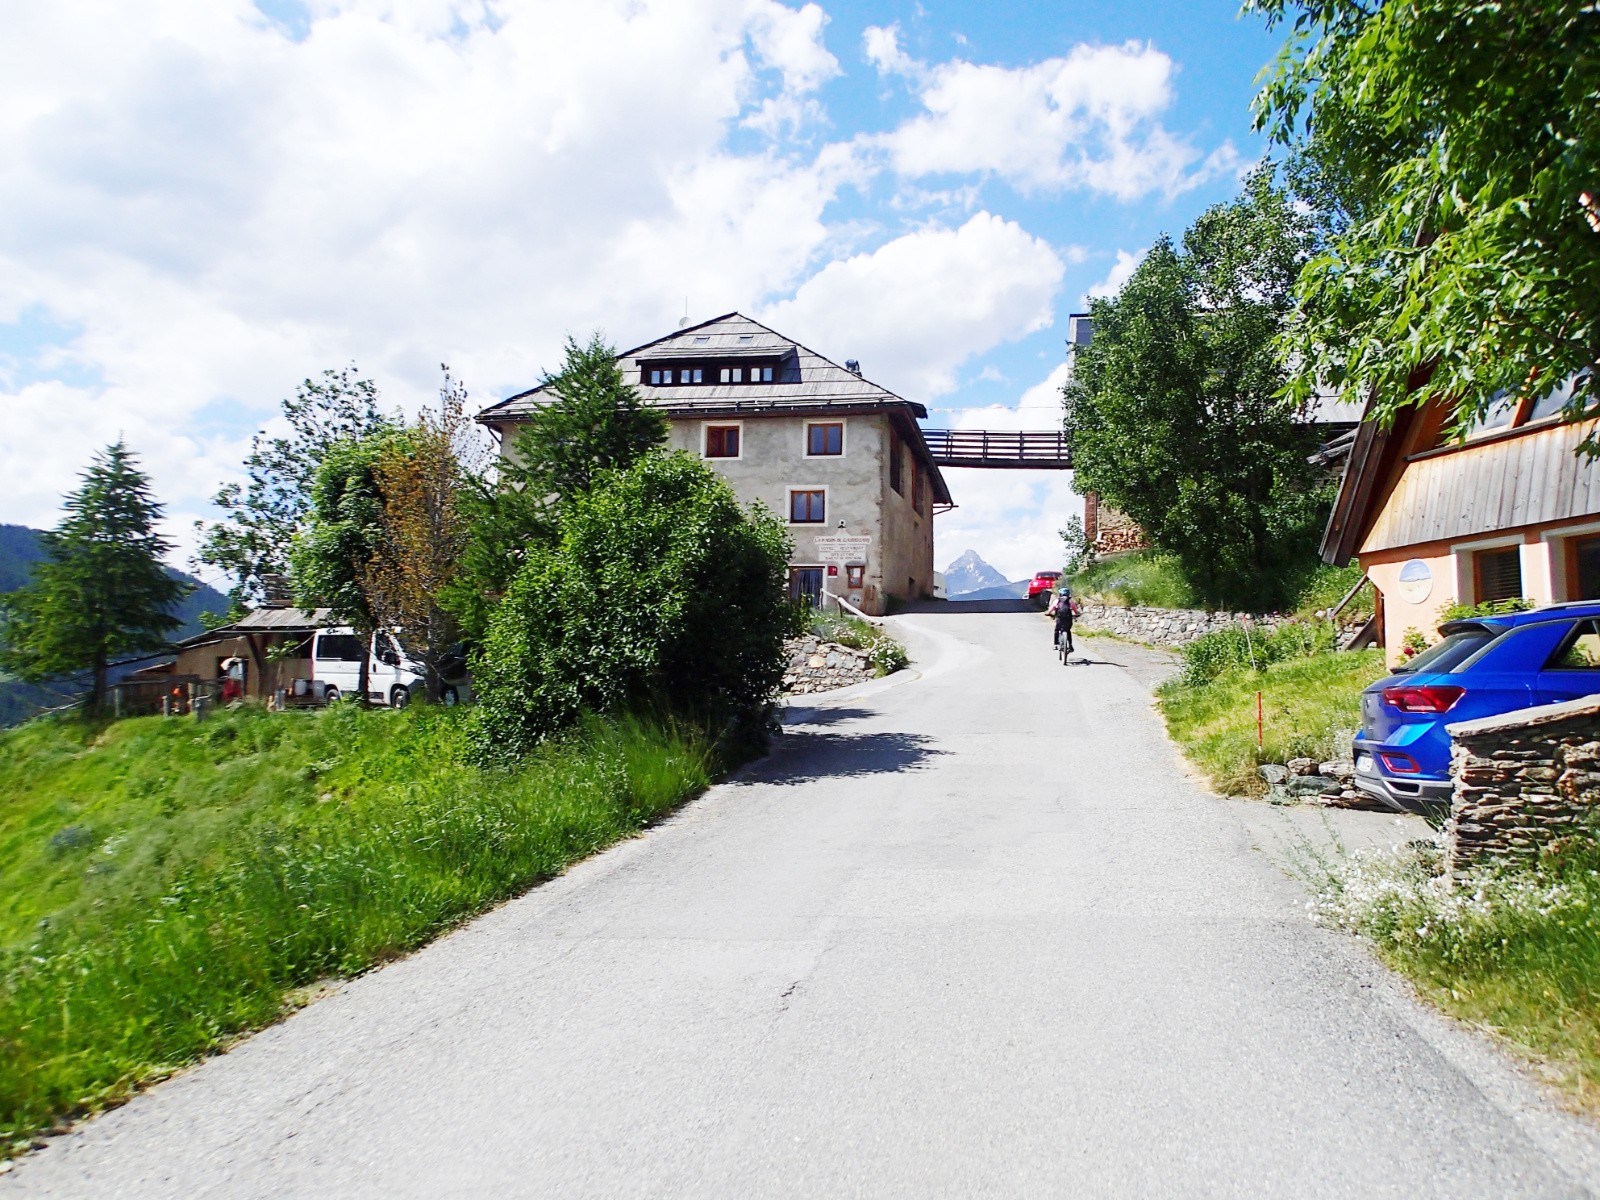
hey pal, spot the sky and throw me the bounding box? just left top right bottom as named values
left=0, top=0, right=1284, bottom=585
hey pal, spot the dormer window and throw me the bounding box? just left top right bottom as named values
left=720, top=366, right=743, bottom=384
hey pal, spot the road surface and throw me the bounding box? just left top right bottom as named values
left=6, top=604, right=1600, bottom=1198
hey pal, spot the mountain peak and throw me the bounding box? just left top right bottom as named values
left=942, top=550, right=1012, bottom=596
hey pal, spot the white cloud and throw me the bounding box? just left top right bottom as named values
left=0, top=0, right=849, bottom=557
left=1085, top=248, right=1147, bottom=301
left=761, top=212, right=1064, bottom=399
left=869, top=40, right=1233, bottom=200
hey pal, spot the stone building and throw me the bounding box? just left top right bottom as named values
left=476, top=313, right=953, bottom=615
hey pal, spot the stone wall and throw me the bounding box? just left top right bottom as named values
left=1445, top=697, right=1600, bottom=877
left=1073, top=601, right=1286, bottom=649
left=782, top=637, right=875, bottom=695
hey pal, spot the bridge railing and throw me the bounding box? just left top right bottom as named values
left=921, top=429, right=1071, bottom=468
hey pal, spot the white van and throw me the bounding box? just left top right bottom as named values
left=306, top=627, right=465, bottom=708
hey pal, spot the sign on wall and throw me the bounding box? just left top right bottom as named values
left=1397, top=559, right=1433, bottom=605
left=812, top=535, right=872, bottom=564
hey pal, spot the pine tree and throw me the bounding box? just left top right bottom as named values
left=0, top=442, right=191, bottom=713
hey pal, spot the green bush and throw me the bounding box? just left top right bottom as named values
left=471, top=454, right=797, bottom=757
left=1177, top=620, right=1334, bottom=687
left=1291, top=562, right=1373, bottom=621
left=1437, top=596, right=1534, bottom=624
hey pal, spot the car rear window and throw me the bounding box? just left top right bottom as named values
left=1393, top=626, right=1496, bottom=674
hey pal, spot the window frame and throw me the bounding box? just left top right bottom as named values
left=702, top=422, right=743, bottom=461
left=888, top=430, right=903, bottom=494
left=1474, top=545, right=1524, bottom=605
left=805, top=420, right=846, bottom=458
left=1545, top=619, right=1600, bottom=671
left=787, top=486, right=828, bottom=525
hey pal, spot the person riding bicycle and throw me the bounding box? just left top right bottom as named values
left=1053, top=586, right=1080, bottom=654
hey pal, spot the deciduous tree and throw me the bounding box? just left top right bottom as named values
left=1249, top=0, right=1600, bottom=436
left=1064, top=169, right=1329, bottom=609
left=364, top=369, right=485, bottom=702
left=198, top=366, right=389, bottom=606
left=0, top=442, right=191, bottom=712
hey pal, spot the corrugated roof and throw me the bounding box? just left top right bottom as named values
left=478, top=313, right=924, bottom=423
left=174, top=606, right=333, bottom=649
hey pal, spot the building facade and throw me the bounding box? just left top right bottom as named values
left=476, top=313, right=952, bottom=615
left=1322, top=375, right=1600, bottom=664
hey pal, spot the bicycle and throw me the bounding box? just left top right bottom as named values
left=1055, top=627, right=1074, bottom=666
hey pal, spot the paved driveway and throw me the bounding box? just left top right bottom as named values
left=6, top=604, right=1600, bottom=1197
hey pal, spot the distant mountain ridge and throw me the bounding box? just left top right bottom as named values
left=942, top=549, right=1027, bottom=598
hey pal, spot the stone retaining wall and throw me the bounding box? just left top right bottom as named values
left=1073, top=601, right=1285, bottom=649
left=782, top=638, right=875, bottom=695
left=1445, top=697, right=1600, bottom=877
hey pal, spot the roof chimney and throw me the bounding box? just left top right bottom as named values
left=844, top=358, right=861, bottom=375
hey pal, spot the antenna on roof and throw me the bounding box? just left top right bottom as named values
left=678, top=296, right=689, bottom=328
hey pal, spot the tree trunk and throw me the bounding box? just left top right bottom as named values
left=91, top=648, right=108, bottom=716
left=357, top=629, right=372, bottom=707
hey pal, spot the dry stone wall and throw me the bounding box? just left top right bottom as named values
left=1445, top=697, right=1600, bottom=877
left=782, top=637, right=875, bottom=695
left=1073, top=601, right=1285, bottom=649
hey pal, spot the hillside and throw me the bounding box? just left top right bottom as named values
left=0, top=525, right=230, bottom=724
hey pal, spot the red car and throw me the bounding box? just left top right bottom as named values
left=1026, top=571, right=1062, bottom=605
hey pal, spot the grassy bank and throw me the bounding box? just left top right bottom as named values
left=0, top=705, right=710, bottom=1155
left=1304, top=839, right=1600, bottom=1110
left=1156, top=643, right=1385, bottom=796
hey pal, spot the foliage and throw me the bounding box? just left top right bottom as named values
left=1059, top=514, right=1096, bottom=576
left=1250, top=0, right=1600, bottom=443
left=471, top=454, right=795, bottom=757
left=0, top=704, right=709, bottom=1155
left=364, top=370, right=485, bottom=702
left=807, top=609, right=909, bottom=676
left=446, top=333, right=667, bottom=645
left=1069, top=551, right=1199, bottom=610
left=1291, top=562, right=1372, bottom=621
left=1176, top=620, right=1334, bottom=688
left=1064, top=168, right=1332, bottom=609
left=1157, top=646, right=1385, bottom=796
left=196, top=367, right=389, bottom=606
left=1399, top=627, right=1430, bottom=659
left=0, top=444, right=190, bottom=714
left=1301, top=835, right=1600, bottom=1109
left=1436, top=596, right=1534, bottom=625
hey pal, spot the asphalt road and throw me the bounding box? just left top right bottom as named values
left=7, top=604, right=1600, bottom=1198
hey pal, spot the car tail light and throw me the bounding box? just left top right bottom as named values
left=1379, top=752, right=1421, bottom=774
left=1380, top=684, right=1465, bottom=713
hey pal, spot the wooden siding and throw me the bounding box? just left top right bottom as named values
left=1360, top=419, right=1600, bottom=554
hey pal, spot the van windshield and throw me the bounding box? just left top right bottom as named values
left=1393, top=625, right=1496, bottom=675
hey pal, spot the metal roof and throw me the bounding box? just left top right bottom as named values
left=174, top=606, right=333, bottom=649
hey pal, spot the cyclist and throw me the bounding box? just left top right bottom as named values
left=1053, top=586, right=1080, bottom=655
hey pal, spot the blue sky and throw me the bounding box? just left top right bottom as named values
left=1, top=0, right=1284, bottom=582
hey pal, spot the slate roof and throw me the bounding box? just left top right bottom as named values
left=476, top=312, right=929, bottom=424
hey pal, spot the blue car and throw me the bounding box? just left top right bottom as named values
left=1353, top=601, right=1600, bottom=812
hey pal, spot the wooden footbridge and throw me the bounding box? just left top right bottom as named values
left=921, top=428, right=1071, bottom=470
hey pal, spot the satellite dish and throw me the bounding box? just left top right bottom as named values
left=678, top=317, right=689, bottom=328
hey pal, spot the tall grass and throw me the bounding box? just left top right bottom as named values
left=1156, top=647, right=1386, bottom=795
left=1070, top=551, right=1198, bottom=609
left=1302, top=836, right=1600, bottom=1110
left=0, top=705, right=710, bottom=1154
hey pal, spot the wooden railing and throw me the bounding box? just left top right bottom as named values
left=921, top=429, right=1071, bottom=469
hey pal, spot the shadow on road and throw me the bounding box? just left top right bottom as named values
left=780, top=705, right=879, bottom=728
left=738, top=729, right=945, bottom=786
left=902, top=598, right=1037, bottom=615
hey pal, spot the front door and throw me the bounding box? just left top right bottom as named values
left=788, top=567, right=825, bottom=607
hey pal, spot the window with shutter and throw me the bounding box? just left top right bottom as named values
left=1475, top=547, right=1523, bottom=603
